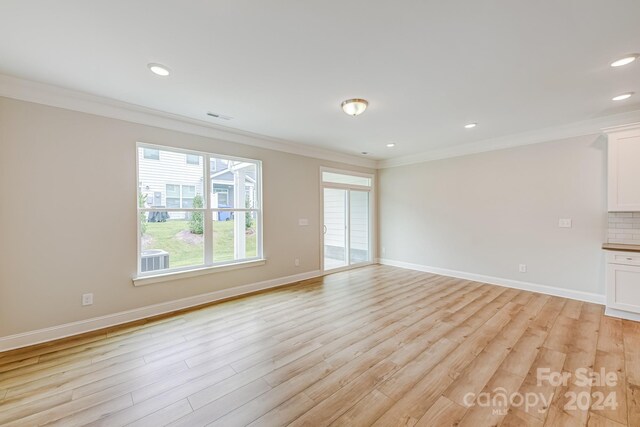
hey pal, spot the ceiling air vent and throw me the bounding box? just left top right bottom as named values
left=207, top=112, right=232, bottom=120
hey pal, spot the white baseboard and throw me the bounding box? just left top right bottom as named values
left=604, top=307, right=640, bottom=322
left=0, top=270, right=321, bottom=352
left=378, top=258, right=605, bottom=305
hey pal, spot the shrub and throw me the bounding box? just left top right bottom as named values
left=245, top=194, right=253, bottom=230
left=190, top=194, right=204, bottom=234
left=139, top=193, right=147, bottom=236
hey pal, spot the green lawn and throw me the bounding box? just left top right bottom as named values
left=143, top=220, right=257, bottom=268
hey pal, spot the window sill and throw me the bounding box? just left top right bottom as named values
left=133, top=259, right=267, bottom=287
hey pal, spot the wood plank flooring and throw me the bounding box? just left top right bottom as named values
left=1, top=265, right=639, bottom=426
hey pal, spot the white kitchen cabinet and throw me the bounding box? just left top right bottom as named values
left=606, top=123, right=640, bottom=211
left=606, top=251, right=640, bottom=314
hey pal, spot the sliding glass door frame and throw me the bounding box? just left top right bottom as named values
left=320, top=167, right=375, bottom=274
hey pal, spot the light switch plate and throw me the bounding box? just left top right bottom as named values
left=558, top=218, right=572, bottom=228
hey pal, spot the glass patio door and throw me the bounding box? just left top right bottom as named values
left=349, top=190, right=370, bottom=264
left=323, top=188, right=348, bottom=270
left=322, top=169, right=373, bottom=272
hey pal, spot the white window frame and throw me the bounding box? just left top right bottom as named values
left=319, top=167, right=375, bottom=274
left=135, top=143, right=264, bottom=285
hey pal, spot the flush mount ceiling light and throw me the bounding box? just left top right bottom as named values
left=147, top=63, right=171, bottom=76
left=341, top=99, right=368, bottom=116
left=612, top=92, right=634, bottom=101
left=611, top=54, right=638, bottom=67
left=386, top=143, right=396, bottom=148
left=464, top=123, right=477, bottom=129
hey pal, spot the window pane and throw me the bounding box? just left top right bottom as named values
left=322, top=171, right=371, bottom=187
left=186, top=154, right=200, bottom=165
left=245, top=211, right=258, bottom=259
left=323, top=188, right=347, bottom=270
left=350, top=190, right=370, bottom=264
left=212, top=211, right=258, bottom=262
left=166, top=184, right=180, bottom=198
left=140, top=211, right=204, bottom=271
left=143, top=148, right=159, bottom=160
left=210, top=158, right=258, bottom=209
left=138, top=147, right=205, bottom=209
left=182, top=185, right=196, bottom=198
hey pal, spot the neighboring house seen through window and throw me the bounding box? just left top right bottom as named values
left=186, top=154, right=200, bottom=165
left=166, top=184, right=181, bottom=208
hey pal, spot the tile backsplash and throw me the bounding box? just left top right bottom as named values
left=608, top=212, right=640, bottom=245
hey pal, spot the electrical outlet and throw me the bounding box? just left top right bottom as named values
left=382, top=247, right=386, bottom=255
left=82, top=293, right=93, bottom=306
left=294, top=258, right=300, bottom=266
left=298, top=218, right=309, bottom=226
left=519, top=264, right=527, bottom=273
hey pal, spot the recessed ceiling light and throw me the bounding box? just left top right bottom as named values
left=611, top=54, right=638, bottom=67
left=386, top=143, right=395, bottom=148
left=341, top=99, right=368, bottom=116
left=148, top=63, right=171, bottom=76
left=464, top=123, right=477, bottom=129
left=612, top=92, right=634, bottom=101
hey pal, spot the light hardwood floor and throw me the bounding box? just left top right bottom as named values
left=1, top=265, right=639, bottom=426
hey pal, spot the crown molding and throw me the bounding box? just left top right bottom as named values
left=4, top=73, right=639, bottom=171
left=601, top=122, right=640, bottom=134
left=379, top=109, right=640, bottom=169
left=0, top=74, right=377, bottom=169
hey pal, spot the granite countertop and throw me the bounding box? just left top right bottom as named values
left=602, top=243, right=640, bottom=252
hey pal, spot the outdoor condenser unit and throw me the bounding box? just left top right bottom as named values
left=140, top=249, right=170, bottom=272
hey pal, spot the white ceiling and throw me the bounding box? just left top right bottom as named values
left=1, top=0, right=639, bottom=161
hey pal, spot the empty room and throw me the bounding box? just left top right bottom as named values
left=1, top=1, right=640, bottom=426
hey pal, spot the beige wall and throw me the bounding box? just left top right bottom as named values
left=0, top=97, right=375, bottom=337
left=378, top=134, right=608, bottom=295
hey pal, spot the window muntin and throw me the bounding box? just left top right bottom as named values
left=137, top=145, right=262, bottom=276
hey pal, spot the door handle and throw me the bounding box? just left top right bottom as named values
left=323, top=225, right=327, bottom=235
